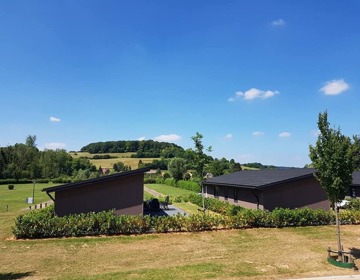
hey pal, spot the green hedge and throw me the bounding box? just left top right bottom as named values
left=187, top=193, right=243, bottom=216
left=159, top=178, right=201, bottom=193
left=13, top=205, right=360, bottom=239
left=0, top=179, right=33, bottom=185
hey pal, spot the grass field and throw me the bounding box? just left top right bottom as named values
left=144, top=184, right=196, bottom=197
left=1, top=184, right=360, bottom=279
left=69, top=152, right=158, bottom=170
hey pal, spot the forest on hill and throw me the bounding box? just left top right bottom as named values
left=80, top=140, right=184, bottom=158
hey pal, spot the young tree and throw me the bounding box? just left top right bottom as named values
left=168, top=158, right=187, bottom=181
left=309, top=111, right=360, bottom=261
left=191, top=132, right=212, bottom=178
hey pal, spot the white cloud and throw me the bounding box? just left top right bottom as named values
left=153, top=134, right=181, bottom=142
left=137, top=136, right=146, bottom=141
left=311, top=130, right=320, bottom=137
left=320, top=79, right=350, bottom=95
left=230, top=88, right=279, bottom=101
left=50, top=116, right=61, bottom=122
left=252, top=131, right=264, bottom=137
left=44, top=142, right=66, bottom=150
left=224, top=133, right=233, bottom=140
left=279, top=132, right=291, bottom=138
left=272, top=18, right=286, bottom=26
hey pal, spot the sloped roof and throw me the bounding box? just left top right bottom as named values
left=203, top=168, right=360, bottom=190
left=42, top=167, right=150, bottom=193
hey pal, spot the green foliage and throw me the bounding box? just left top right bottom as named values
left=0, top=179, right=33, bottom=185
left=242, top=162, right=276, bottom=169
left=188, top=194, right=242, bottom=215
left=14, top=205, right=360, bottom=239
left=206, top=158, right=242, bottom=176
left=93, top=154, right=112, bottom=159
left=309, top=111, right=360, bottom=203
left=81, top=140, right=184, bottom=158
left=159, top=178, right=201, bottom=192
left=345, top=198, right=360, bottom=210
left=113, top=162, right=131, bottom=172
left=176, top=180, right=201, bottom=192
left=168, top=158, right=187, bottom=181
left=0, top=136, right=97, bottom=181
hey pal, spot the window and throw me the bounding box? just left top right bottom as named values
left=214, top=186, right=220, bottom=197
left=234, top=188, right=238, bottom=202
left=224, top=188, right=228, bottom=200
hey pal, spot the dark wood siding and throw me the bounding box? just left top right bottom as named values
left=262, top=176, right=330, bottom=211
left=205, top=185, right=261, bottom=209
left=54, top=173, right=144, bottom=216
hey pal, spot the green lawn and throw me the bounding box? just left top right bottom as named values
left=0, top=183, right=57, bottom=213
left=144, top=184, right=196, bottom=197
left=1, top=184, right=360, bottom=279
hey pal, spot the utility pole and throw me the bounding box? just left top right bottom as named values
left=32, top=180, right=35, bottom=204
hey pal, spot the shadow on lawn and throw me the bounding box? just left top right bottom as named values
left=350, top=247, right=360, bottom=259
left=0, top=271, right=34, bottom=279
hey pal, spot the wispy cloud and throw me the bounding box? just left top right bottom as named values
left=229, top=88, right=279, bottom=101
left=137, top=136, right=146, bottom=141
left=153, top=134, right=181, bottom=142
left=50, top=116, right=61, bottom=122
left=252, top=131, right=264, bottom=137
left=320, top=79, right=350, bottom=95
left=224, top=133, right=233, bottom=140
left=311, top=130, right=320, bottom=137
left=44, top=143, right=66, bottom=150
left=272, top=18, right=286, bottom=26
left=279, top=132, right=291, bottom=138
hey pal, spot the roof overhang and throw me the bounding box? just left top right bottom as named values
left=42, top=167, right=150, bottom=193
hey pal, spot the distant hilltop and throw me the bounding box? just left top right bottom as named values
left=80, top=140, right=185, bottom=158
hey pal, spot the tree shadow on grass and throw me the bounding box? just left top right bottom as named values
left=349, top=247, right=360, bottom=259
left=0, top=271, right=34, bottom=280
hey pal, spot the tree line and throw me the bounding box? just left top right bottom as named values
left=80, top=140, right=185, bottom=158
left=0, top=136, right=97, bottom=182
left=0, top=134, right=242, bottom=183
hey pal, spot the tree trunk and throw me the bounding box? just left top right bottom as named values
left=334, top=203, right=344, bottom=262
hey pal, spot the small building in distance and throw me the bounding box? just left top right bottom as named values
left=202, top=168, right=360, bottom=211
left=42, top=167, right=149, bottom=217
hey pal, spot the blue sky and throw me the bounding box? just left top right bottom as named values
left=0, top=0, right=359, bottom=167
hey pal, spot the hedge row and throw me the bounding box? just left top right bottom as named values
left=185, top=193, right=243, bottom=216
left=13, top=205, right=360, bottom=239
left=0, top=178, right=71, bottom=185
left=156, top=178, right=201, bottom=193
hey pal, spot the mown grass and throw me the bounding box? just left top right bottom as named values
left=144, top=184, right=196, bottom=197
left=2, top=184, right=360, bottom=279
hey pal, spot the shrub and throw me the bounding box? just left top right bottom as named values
left=13, top=204, right=360, bottom=239
left=144, top=178, right=157, bottom=184
left=8, top=185, right=14, bottom=190
left=176, top=180, right=200, bottom=192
